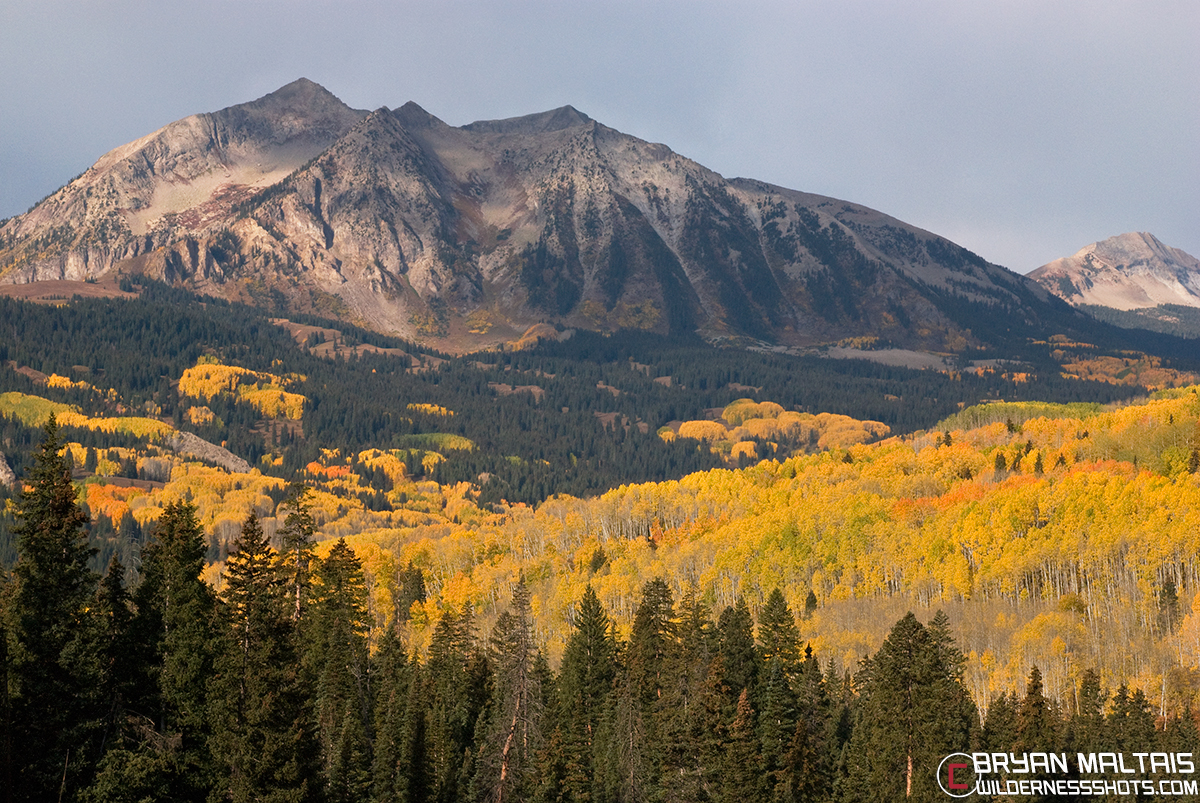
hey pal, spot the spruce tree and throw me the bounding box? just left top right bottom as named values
left=1015, top=667, right=1059, bottom=801
left=1070, top=668, right=1107, bottom=753
left=780, top=645, right=833, bottom=802
left=717, top=689, right=764, bottom=803
left=472, top=580, right=543, bottom=803
left=308, top=538, right=372, bottom=803
left=424, top=606, right=486, bottom=803
left=845, top=612, right=976, bottom=802
left=93, top=559, right=135, bottom=758
left=656, top=586, right=717, bottom=801
left=981, top=691, right=1018, bottom=753
left=102, top=500, right=221, bottom=801
left=9, top=416, right=101, bottom=802
left=757, top=588, right=801, bottom=677
left=370, top=629, right=419, bottom=803
left=276, top=484, right=316, bottom=622
left=602, top=578, right=675, bottom=803
left=553, top=585, right=617, bottom=802
left=211, top=513, right=319, bottom=803
left=1015, top=667, right=1058, bottom=754
left=716, top=598, right=757, bottom=702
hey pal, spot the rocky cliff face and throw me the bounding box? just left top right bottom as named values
left=1029, top=232, right=1200, bottom=311
left=1, top=79, right=1061, bottom=351
left=0, top=79, right=364, bottom=283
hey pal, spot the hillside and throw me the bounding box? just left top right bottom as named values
left=1030, top=232, right=1200, bottom=311
left=3, top=334, right=1198, bottom=709
left=0, top=284, right=1196, bottom=701
left=2, top=79, right=1081, bottom=355
left=3, top=281, right=1200, bottom=800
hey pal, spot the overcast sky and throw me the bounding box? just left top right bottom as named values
left=2, top=0, right=1196, bottom=273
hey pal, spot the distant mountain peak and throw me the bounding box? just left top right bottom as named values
left=393, top=101, right=449, bottom=130
left=1030, top=232, right=1200, bottom=311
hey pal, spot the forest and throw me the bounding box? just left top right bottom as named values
left=4, top=420, right=1199, bottom=802
left=4, top=284, right=1200, bottom=800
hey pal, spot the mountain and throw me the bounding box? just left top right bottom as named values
left=1029, top=232, right=1200, bottom=311
left=2, top=79, right=1068, bottom=351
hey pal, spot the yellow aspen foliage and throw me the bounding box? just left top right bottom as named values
left=358, top=449, right=408, bottom=483
left=45, top=374, right=90, bottom=391
left=186, top=406, right=217, bottom=426
left=677, top=420, right=729, bottom=441
left=722, top=399, right=785, bottom=426
left=730, top=441, right=758, bottom=462
left=407, top=403, right=454, bottom=417
left=178, top=360, right=306, bottom=419
left=0, top=392, right=74, bottom=426
left=421, top=452, right=445, bottom=473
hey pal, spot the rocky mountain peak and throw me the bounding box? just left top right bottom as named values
left=393, top=101, right=449, bottom=130
left=3, top=79, right=1067, bottom=353
left=463, top=105, right=593, bottom=135
left=1030, top=232, right=1200, bottom=310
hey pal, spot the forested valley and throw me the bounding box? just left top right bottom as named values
left=6, top=421, right=1200, bottom=802
left=3, top=283, right=1200, bottom=800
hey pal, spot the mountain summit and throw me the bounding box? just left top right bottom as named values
left=1, top=80, right=1062, bottom=350
left=1029, top=232, right=1200, bottom=311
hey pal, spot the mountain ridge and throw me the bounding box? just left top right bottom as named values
left=1, top=79, right=1070, bottom=352
left=1029, top=231, right=1200, bottom=311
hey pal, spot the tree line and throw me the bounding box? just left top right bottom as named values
left=5, top=419, right=1200, bottom=803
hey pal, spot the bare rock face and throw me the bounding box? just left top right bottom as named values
left=1, top=79, right=1062, bottom=352
left=0, top=78, right=365, bottom=283
left=1030, top=233, right=1200, bottom=311
left=0, top=453, right=16, bottom=488
left=169, top=431, right=252, bottom=475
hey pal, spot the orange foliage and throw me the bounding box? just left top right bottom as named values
left=85, top=483, right=145, bottom=521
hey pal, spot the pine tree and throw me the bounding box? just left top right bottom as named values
left=308, top=538, right=372, bottom=803
left=472, top=580, right=543, bottom=803
left=211, top=512, right=319, bottom=803
left=276, top=483, right=317, bottom=622
left=553, top=585, right=617, bottom=802
left=845, top=612, right=976, bottom=802
left=8, top=416, right=101, bottom=802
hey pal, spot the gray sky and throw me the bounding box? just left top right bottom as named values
left=2, top=0, right=1196, bottom=273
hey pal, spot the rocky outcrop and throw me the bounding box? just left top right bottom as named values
left=169, top=431, right=251, bottom=474
left=0, top=453, right=16, bottom=488
left=0, top=79, right=365, bottom=283
left=1030, top=233, right=1200, bottom=311
left=2, top=79, right=1064, bottom=352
